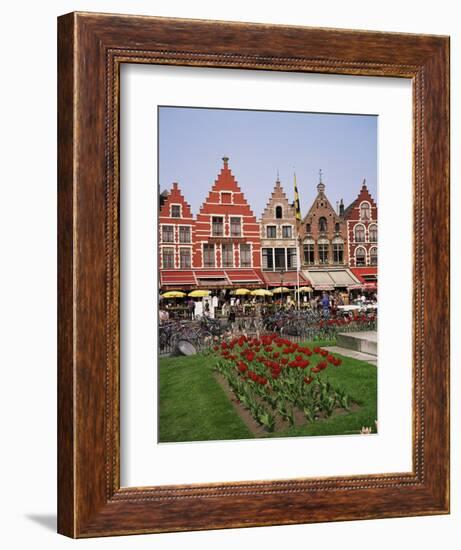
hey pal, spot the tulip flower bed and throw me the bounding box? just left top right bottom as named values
left=213, top=334, right=352, bottom=433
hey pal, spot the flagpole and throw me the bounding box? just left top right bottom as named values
left=294, top=171, right=301, bottom=310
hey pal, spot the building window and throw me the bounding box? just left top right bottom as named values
left=287, top=248, right=297, bottom=269
left=171, top=205, right=181, bottom=218
left=221, top=192, right=232, bottom=204
left=318, top=243, right=329, bottom=264
left=282, top=225, right=292, bottom=238
left=333, top=243, right=344, bottom=264
left=266, top=225, right=276, bottom=238
left=240, top=244, right=251, bottom=267
left=179, top=248, right=191, bottom=269
left=262, top=248, right=274, bottom=270
left=306, top=223, right=311, bottom=233
left=303, top=243, right=314, bottom=264
left=162, top=248, right=174, bottom=269
left=370, top=247, right=378, bottom=265
left=355, top=247, right=366, bottom=266
left=230, top=217, right=241, bottom=237
left=212, top=216, right=223, bottom=236
left=222, top=243, right=233, bottom=267
left=360, top=202, right=371, bottom=221
left=274, top=248, right=286, bottom=270
left=369, top=224, right=378, bottom=242
left=335, top=222, right=340, bottom=232
left=203, top=244, right=215, bottom=267
left=275, top=206, right=283, bottom=219
left=354, top=224, right=365, bottom=242
left=179, top=226, right=191, bottom=243
left=162, top=225, right=174, bottom=243
left=319, top=217, right=327, bottom=232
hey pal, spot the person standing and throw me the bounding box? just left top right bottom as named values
left=228, top=307, right=236, bottom=329
left=321, top=292, right=330, bottom=318
left=187, top=298, right=195, bottom=320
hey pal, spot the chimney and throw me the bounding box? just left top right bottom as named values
left=339, top=198, right=344, bottom=216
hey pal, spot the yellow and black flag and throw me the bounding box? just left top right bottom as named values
left=293, top=173, right=302, bottom=223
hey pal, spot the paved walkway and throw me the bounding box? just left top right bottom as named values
left=324, top=346, right=377, bottom=366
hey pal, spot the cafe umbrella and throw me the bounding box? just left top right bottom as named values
left=161, top=291, right=187, bottom=298
left=271, top=287, right=291, bottom=294
left=188, top=290, right=211, bottom=298
left=250, top=289, right=273, bottom=297
left=234, top=288, right=251, bottom=296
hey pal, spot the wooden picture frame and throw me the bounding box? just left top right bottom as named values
left=57, top=12, right=450, bottom=537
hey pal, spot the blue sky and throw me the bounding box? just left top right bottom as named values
left=158, top=107, right=377, bottom=217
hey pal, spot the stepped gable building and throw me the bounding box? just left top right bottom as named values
left=192, top=157, right=263, bottom=288
left=298, top=173, right=361, bottom=292
left=158, top=182, right=197, bottom=289
left=344, top=179, right=378, bottom=292
left=259, top=177, right=309, bottom=288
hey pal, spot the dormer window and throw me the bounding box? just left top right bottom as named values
left=360, top=202, right=371, bottom=221
left=275, top=206, right=283, bottom=219
left=221, top=192, right=232, bottom=204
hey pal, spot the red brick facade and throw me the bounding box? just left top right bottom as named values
left=159, top=182, right=195, bottom=271
left=298, top=180, right=348, bottom=268
left=194, top=157, right=261, bottom=271
left=344, top=180, right=378, bottom=268
left=158, top=160, right=377, bottom=292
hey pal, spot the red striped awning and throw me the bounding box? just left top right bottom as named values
left=351, top=267, right=378, bottom=290
left=160, top=270, right=196, bottom=286
left=226, top=269, right=263, bottom=283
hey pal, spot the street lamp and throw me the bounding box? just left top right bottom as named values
left=280, top=269, right=285, bottom=309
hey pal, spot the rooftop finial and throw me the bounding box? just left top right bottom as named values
left=222, top=156, right=229, bottom=166
left=276, top=168, right=280, bottom=183
left=317, top=169, right=325, bottom=194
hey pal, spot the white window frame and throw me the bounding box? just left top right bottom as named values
left=359, top=200, right=372, bottom=221
left=170, top=203, right=182, bottom=218
left=354, top=222, right=366, bottom=243
left=355, top=245, right=367, bottom=266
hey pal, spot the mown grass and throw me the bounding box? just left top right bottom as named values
left=158, top=340, right=377, bottom=443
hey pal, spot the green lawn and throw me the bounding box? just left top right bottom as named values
left=158, top=340, right=377, bottom=443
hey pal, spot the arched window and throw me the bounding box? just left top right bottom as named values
left=369, top=224, right=378, bottom=242
left=370, top=247, right=378, bottom=265
left=355, top=247, right=366, bottom=266
left=319, top=217, right=327, bottom=232
left=360, top=202, right=371, bottom=221
left=305, top=223, right=311, bottom=233
left=275, top=206, right=283, bottom=219
left=354, top=224, right=365, bottom=243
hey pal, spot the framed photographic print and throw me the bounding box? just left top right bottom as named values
left=58, top=12, right=450, bottom=537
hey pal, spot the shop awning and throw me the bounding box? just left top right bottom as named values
left=350, top=267, right=378, bottom=290
left=226, top=269, right=264, bottom=284
left=302, top=269, right=362, bottom=291
left=160, top=270, right=197, bottom=287
left=261, top=270, right=309, bottom=287
left=195, top=270, right=230, bottom=287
